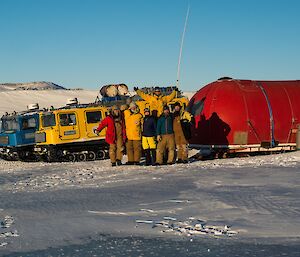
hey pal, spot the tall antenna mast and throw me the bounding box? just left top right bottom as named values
left=176, top=4, right=190, bottom=88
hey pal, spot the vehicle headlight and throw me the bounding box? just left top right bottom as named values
left=0, top=135, right=9, bottom=145
left=35, top=132, right=46, bottom=143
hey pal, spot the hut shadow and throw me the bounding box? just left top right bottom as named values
left=189, top=112, right=231, bottom=161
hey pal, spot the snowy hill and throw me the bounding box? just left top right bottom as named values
left=0, top=90, right=98, bottom=116
left=0, top=89, right=195, bottom=116
left=0, top=81, right=66, bottom=91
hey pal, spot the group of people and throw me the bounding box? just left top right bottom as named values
left=96, top=87, right=193, bottom=167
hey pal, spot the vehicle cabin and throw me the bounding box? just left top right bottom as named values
left=34, top=104, right=110, bottom=162
left=35, top=105, right=109, bottom=146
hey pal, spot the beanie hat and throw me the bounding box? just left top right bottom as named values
left=129, top=101, right=137, bottom=109
left=163, top=105, right=169, bottom=111
left=111, top=105, right=120, bottom=111
left=120, top=104, right=128, bottom=111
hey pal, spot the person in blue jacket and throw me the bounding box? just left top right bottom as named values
left=156, top=105, right=175, bottom=165
left=142, top=108, right=157, bottom=165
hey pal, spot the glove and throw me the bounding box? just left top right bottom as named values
left=133, top=86, right=139, bottom=91
left=94, top=129, right=99, bottom=135
left=175, top=87, right=179, bottom=92
left=157, top=135, right=162, bottom=142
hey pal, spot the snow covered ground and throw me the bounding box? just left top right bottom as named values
left=0, top=151, right=299, bottom=255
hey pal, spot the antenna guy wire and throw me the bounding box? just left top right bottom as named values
left=176, top=5, right=190, bottom=88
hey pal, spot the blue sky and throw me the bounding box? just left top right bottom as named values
left=0, top=0, right=299, bottom=91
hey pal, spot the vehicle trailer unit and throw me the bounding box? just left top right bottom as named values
left=0, top=112, right=40, bottom=161
left=188, top=78, right=300, bottom=157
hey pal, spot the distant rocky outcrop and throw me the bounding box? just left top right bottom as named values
left=0, top=81, right=66, bottom=91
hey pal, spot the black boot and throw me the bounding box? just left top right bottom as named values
left=116, top=159, right=122, bottom=166
left=111, top=162, right=116, bottom=167
left=150, top=149, right=156, bottom=165
left=145, top=149, right=151, bottom=166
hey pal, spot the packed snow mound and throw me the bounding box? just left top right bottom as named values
left=0, top=90, right=98, bottom=116
left=0, top=81, right=66, bottom=91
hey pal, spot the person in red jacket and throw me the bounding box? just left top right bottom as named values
left=96, top=105, right=126, bottom=166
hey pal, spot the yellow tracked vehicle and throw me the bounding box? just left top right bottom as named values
left=34, top=102, right=109, bottom=162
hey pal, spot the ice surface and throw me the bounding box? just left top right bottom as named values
left=0, top=151, right=299, bottom=255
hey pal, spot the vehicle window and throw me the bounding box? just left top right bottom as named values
left=42, top=113, right=56, bottom=127
left=86, top=111, right=102, bottom=124
left=22, top=117, right=36, bottom=130
left=59, top=113, right=77, bottom=126
left=187, top=97, right=206, bottom=116
left=1, top=118, right=19, bottom=131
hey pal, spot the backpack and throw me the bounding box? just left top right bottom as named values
left=181, top=119, right=192, bottom=140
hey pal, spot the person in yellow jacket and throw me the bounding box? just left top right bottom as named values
left=173, top=102, right=193, bottom=163
left=133, top=86, right=178, bottom=117
left=124, top=101, right=143, bottom=165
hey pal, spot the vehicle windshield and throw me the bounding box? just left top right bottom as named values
left=21, top=117, right=37, bottom=130
left=42, top=113, right=56, bottom=127
left=59, top=113, right=76, bottom=126
left=86, top=111, right=102, bottom=124
left=1, top=117, right=20, bottom=132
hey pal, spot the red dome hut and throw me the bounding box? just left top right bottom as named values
left=187, top=78, right=300, bottom=154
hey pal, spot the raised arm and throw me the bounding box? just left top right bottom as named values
left=136, top=89, right=153, bottom=102
left=162, top=89, right=177, bottom=103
